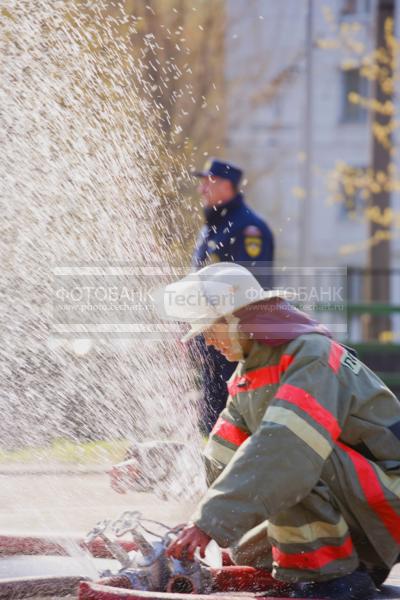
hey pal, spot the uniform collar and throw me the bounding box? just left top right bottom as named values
left=204, top=193, right=244, bottom=226
left=234, top=341, right=276, bottom=375
left=244, top=341, right=275, bottom=370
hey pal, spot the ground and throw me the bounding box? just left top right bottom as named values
left=0, top=470, right=196, bottom=535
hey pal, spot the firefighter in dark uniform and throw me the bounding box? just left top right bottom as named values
left=191, top=158, right=274, bottom=431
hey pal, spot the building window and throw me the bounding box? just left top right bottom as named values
left=341, top=0, right=372, bottom=16
left=341, top=68, right=369, bottom=123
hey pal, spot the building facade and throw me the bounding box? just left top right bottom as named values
left=225, top=0, right=399, bottom=274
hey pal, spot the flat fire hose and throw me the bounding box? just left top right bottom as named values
left=0, top=575, right=85, bottom=598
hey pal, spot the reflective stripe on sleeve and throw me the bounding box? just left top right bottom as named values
left=264, top=406, right=332, bottom=460
left=337, top=441, right=400, bottom=544
left=211, top=417, right=250, bottom=447
left=275, top=383, right=341, bottom=441
left=272, top=535, right=354, bottom=570
left=228, top=354, right=293, bottom=396
left=269, top=516, right=349, bottom=545
left=204, top=438, right=236, bottom=466
left=374, top=464, right=400, bottom=500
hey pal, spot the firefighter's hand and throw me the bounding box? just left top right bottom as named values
left=166, top=523, right=212, bottom=561
left=108, top=459, right=140, bottom=494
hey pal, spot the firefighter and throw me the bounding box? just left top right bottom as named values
left=191, top=158, right=274, bottom=431
left=163, top=262, right=400, bottom=599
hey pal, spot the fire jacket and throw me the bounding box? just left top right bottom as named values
left=191, top=333, right=400, bottom=567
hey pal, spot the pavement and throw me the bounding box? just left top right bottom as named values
left=0, top=466, right=196, bottom=536
left=0, top=462, right=107, bottom=476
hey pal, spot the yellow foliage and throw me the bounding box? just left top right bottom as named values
left=292, top=186, right=306, bottom=199
left=348, top=41, right=365, bottom=55
left=342, top=59, right=359, bottom=71
left=379, top=330, right=395, bottom=343
left=322, top=6, right=335, bottom=24
left=340, top=229, right=396, bottom=256
left=316, top=38, right=340, bottom=50
left=297, top=152, right=307, bottom=163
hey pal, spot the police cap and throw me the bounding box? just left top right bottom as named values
left=192, top=158, right=243, bottom=187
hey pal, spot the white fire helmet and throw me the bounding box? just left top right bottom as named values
left=152, top=262, right=295, bottom=342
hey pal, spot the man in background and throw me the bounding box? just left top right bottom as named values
left=191, top=158, right=274, bottom=431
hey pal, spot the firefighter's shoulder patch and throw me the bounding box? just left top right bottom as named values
left=341, top=351, right=361, bottom=375
left=244, top=225, right=263, bottom=258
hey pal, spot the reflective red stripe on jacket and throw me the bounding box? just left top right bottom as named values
left=275, top=383, right=341, bottom=441
left=272, top=535, right=354, bottom=570
left=228, top=354, right=294, bottom=396
left=212, top=417, right=250, bottom=447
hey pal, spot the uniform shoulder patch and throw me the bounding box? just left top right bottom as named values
left=243, top=225, right=263, bottom=258
left=243, top=225, right=262, bottom=237
left=341, top=351, right=361, bottom=375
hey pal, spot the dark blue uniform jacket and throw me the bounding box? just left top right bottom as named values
left=191, top=193, right=274, bottom=431
left=192, top=193, right=274, bottom=288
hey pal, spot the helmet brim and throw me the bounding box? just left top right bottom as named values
left=180, top=289, right=297, bottom=343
